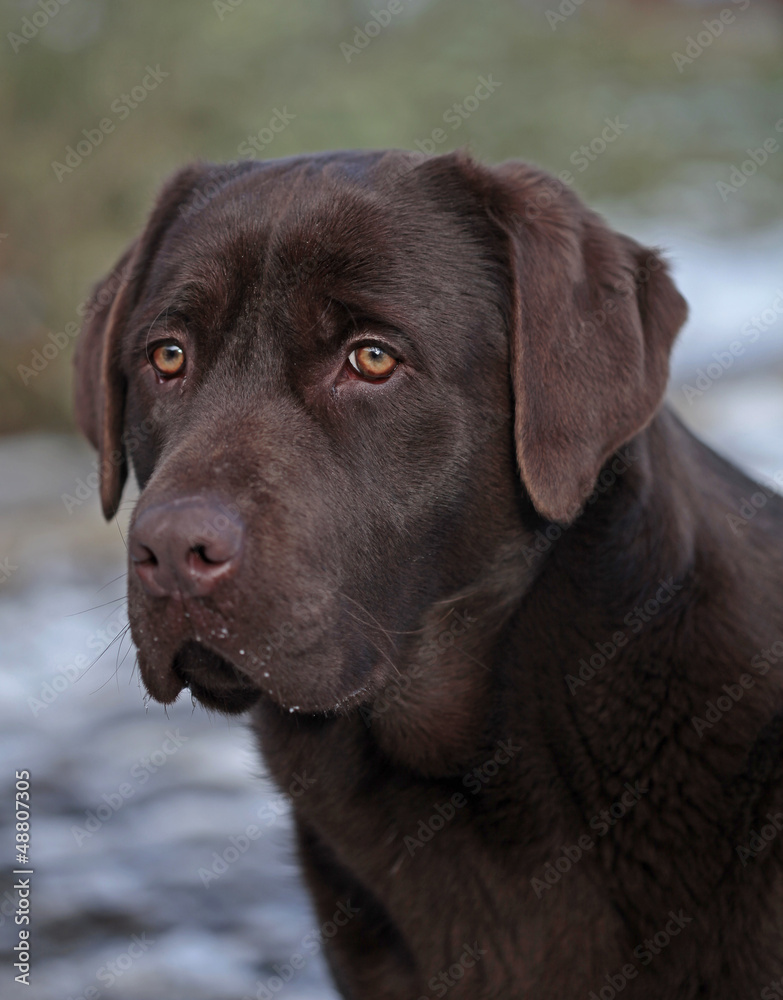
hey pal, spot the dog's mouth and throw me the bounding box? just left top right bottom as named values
left=172, top=640, right=261, bottom=714
left=131, top=595, right=377, bottom=716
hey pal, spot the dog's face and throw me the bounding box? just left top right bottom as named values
left=74, top=150, right=687, bottom=717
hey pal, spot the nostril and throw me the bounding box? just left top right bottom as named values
left=187, top=540, right=239, bottom=572
left=191, top=528, right=243, bottom=566
left=188, top=544, right=227, bottom=568
left=130, top=541, right=158, bottom=566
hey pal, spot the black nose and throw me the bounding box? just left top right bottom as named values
left=129, top=498, right=244, bottom=598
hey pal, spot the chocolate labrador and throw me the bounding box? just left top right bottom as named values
left=73, top=150, right=783, bottom=998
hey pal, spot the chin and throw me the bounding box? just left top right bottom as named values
left=136, top=634, right=377, bottom=718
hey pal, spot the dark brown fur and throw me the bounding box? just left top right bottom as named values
left=74, top=150, right=783, bottom=998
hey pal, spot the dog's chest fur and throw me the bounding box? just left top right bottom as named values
left=253, top=704, right=708, bottom=998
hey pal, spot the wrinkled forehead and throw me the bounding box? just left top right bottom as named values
left=135, top=153, right=503, bottom=336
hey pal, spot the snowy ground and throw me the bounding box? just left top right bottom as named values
left=0, top=222, right=781, bottom=999
left=0, top=440, right=340, bottom=999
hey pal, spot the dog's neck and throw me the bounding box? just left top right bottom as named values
left=372, top=407, right=780, bottom=806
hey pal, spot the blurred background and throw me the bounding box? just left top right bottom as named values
left=1, top=0, right=782, bottom=997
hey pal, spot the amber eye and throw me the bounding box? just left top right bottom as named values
left=347, top=345, right=398, bottom=380
left=149, top=342, right=186, bottom=378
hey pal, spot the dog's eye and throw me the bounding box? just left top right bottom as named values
left=149, top=342, right=186, bottom=378
left=347, top=345, right=397, bottom=380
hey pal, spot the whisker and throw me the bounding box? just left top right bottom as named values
left=114, top=624, right=136, bottom=681
left=94, top=572, right=127, bottom=594
left=65, top=596, right=128, bottom=617
left=83, top=623, right=132, bottom=689
left=115, top=517, right=128, bottom=552
left=336, top=608, right=403, bottom=683
left=338, top=589, right=450, bottom=638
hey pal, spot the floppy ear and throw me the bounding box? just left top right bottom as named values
left=484, top=161, right=688, bottom=524
left=73, top=164, right=213, bottom=520
left=73, top=240, right=137, bottom=520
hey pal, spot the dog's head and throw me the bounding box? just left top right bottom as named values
left=74, top=151, right=687, bottom=717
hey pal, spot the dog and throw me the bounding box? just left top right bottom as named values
left=73, top=150, right=783, bottom=998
